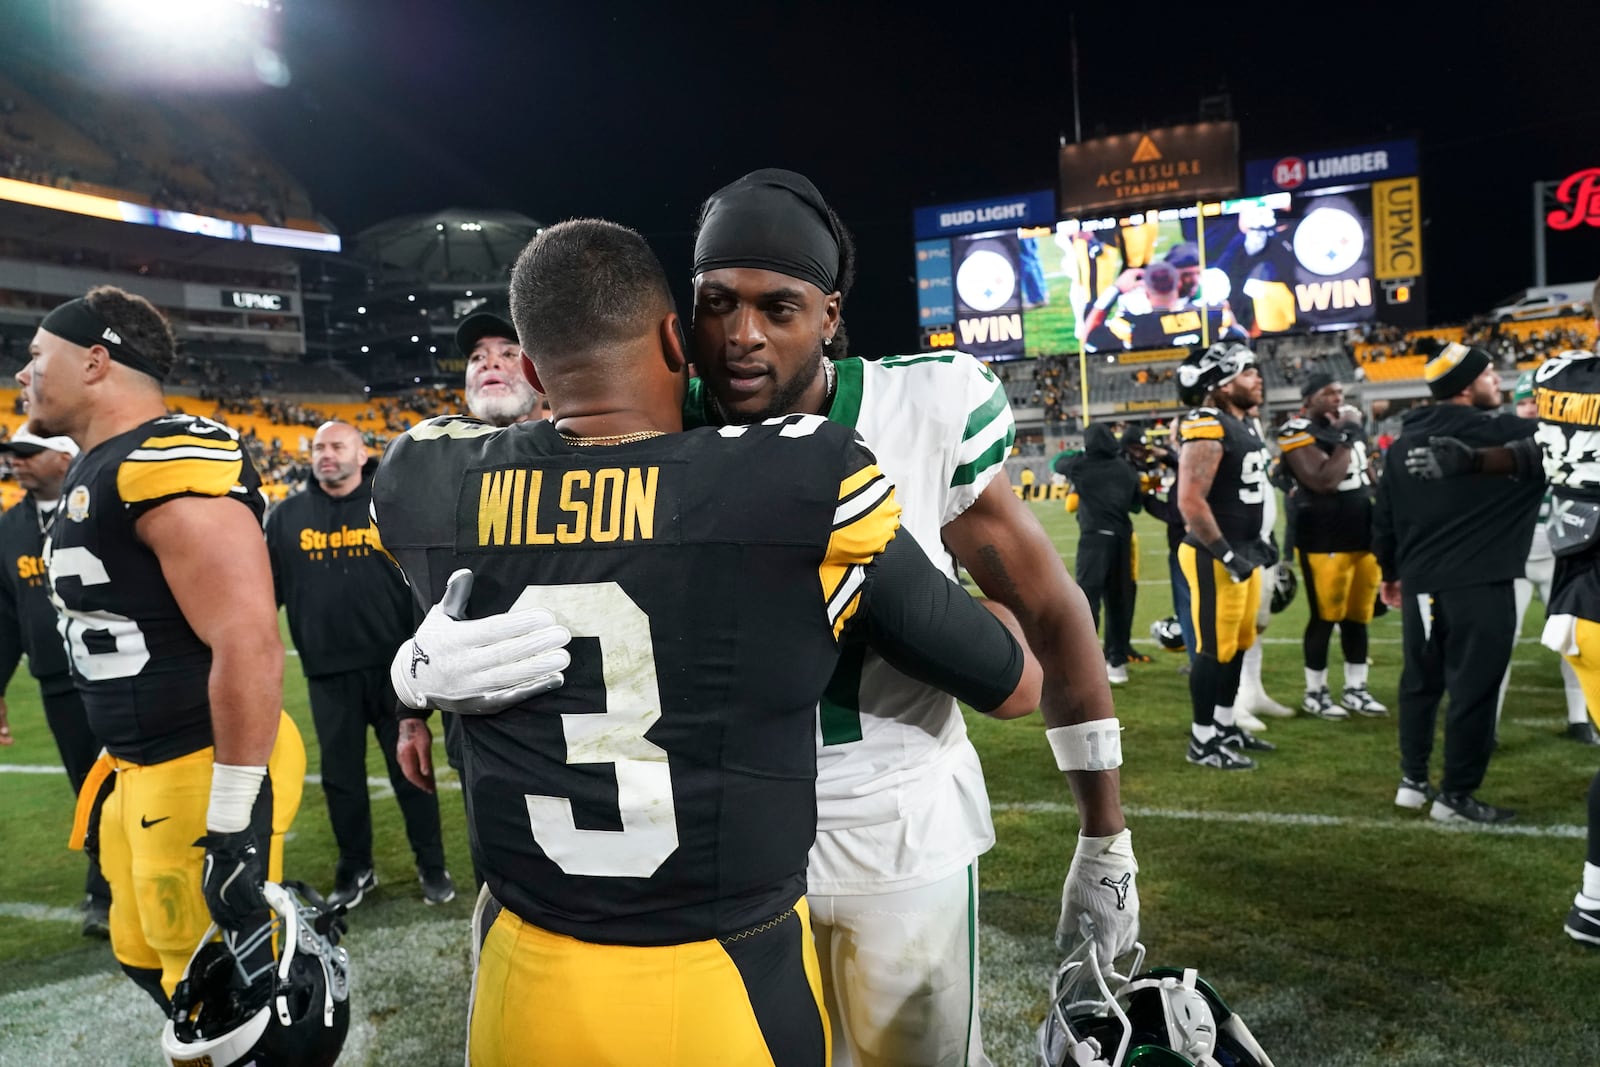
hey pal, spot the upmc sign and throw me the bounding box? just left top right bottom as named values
left=1058, top=122, right=1239, bottom=215
left=1546, top=168, right=1600, bottom=230
left=1243, top=138, right=1419, bottom=195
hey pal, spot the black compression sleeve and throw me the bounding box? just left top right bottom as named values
left=1507, top=436, right=1546, bottom=482
left=850, top=532, right=1024, bottom=715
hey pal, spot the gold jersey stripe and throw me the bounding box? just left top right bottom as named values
left=837, top=463, right=880, bottom=502
left=138, top=433, right=240, bottom=453
left=1179, top=422, right=1224, bottom=441
left=118, top=454, right=244, bottom=504
left=1278, top=433, right=1314, bottom=453
left=819, top=466, right=901, bottom=636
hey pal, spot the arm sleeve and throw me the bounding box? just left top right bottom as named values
left=944, top=352, right=1017, bottom=525
left=850, top=531, right=1025, bottom=715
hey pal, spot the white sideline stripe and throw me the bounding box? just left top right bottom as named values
left=993, top=801, right=1586, bottom=840
left=0, top=764, right=463, bottom=796
left=0, top=902, right=81, bottom=923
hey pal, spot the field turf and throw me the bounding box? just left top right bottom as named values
left=3, top=502, right=1598, bottom=1065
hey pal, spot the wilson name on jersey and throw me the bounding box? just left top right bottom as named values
left=1178, top=406, right=1267, bottom=548
left=1277, top=415, right=1373, bottom=552
left=45, top=414, right=264, bottom=764
left=372, top=414, right=902, bottom=945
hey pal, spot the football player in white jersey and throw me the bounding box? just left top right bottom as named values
left=684, top=170, right=1135, bottom=1066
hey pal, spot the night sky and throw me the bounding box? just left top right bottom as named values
left=25, top=2, right=1600, bottom=354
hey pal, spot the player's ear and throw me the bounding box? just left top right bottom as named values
left=822, top=292, right=842, bottom=343
left=81, top=344, right=113, bottom=385
left=660, top=312, right=688, bottom=374
left=519, top=352, right=545, bottom=395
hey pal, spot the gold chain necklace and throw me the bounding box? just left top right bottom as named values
left=558, top=429, right=667, bottom=447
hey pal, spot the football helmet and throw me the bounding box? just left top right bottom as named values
left=1037, top=934, right=1275, bottom=1067
left=1176, top=343, right=1254, bottom=407
left=161, top=881, right=351, bottom=1067
left=1150, top=617, right=1186, bottom=651
left=1270, top=565, right=1298, bottom=614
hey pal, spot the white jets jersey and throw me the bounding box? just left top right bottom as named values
left=807, top=351, right=1017, bottom=893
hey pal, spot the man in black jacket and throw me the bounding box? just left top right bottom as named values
left=1374, top=341, right=1542, bottom=824
left=265, top=420, right=453, bottom=906
left=0, top=426, right=109, bottom=936
left=1062, top=422, right=1142, bottom=683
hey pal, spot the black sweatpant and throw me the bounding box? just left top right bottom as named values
left=1076, top=530, right=1137, bottom=666
left=42, top=685, right=109, bottom=905
left=308, top=664, right=446, bottom=877
left=1397, top=582, right=1518, bottom=795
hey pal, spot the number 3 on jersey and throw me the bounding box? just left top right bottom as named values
left=516, top=582, right=679, bottom=878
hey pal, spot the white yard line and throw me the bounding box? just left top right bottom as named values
left=993, top=801, right=1587, bottom=840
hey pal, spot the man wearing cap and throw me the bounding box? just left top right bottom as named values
left=1499, top=371, right=1596, bottom=744
left=0, top=425, right=111, bottom=937
left=458, top=311, right=541, bottom=427
left=18, top=285, right=303, bottom=1008
left=1372, top=339, right=1541, bottom=824
left=1276, top=372, right=1387, bottom=720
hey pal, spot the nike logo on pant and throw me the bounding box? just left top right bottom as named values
left=140, top=815, right=171, bottom=829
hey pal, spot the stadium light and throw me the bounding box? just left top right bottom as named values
left=436, top=224, right=445, bottom=232
left=86, top=0, right=287, bottom=89
left=357, top=306, right=367, bottom=314
left=360, top=346, right=369, bottom=353
left=429, top=346, right=437, bottom=353
left=465, top=290, right=473, bottom=297
left=408, top=295, right=416, bottom=302
left=410, top=335, right=419, bottom=342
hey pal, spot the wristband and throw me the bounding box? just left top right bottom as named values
left=207, top=763, right=267, bottom=833
left=1046, top=719, right=1123, bottom=772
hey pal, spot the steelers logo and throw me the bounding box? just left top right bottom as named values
left=955, top=248, right=1016, bottom=313
left=1292, top=206, right=1365, bottom=277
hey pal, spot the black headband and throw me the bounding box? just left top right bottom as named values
left=692, top=168, right=841, bottom=296
left=40, top=298, right=168, bottom=381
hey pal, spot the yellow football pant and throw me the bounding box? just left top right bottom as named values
left=1179, top=542, right=1260, bottom=663
left=95, top=712, right=304, bottom=996
left=1299, top=549, right=1381, bottom=623
left=1562, top=619, right=1600, bottom=731
left=469, top=898, right=830, bottom=1066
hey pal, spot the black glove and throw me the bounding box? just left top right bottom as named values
left=1208, top=539, right=1255, bottom=584
left=196, top=831, right=267, bottom=931
left=1405, top=435, right=1479, bottom=481
left=1253, top=536, right=1281, bottom=569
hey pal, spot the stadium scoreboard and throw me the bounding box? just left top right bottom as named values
left=911, top=136, right=1424, bottom=359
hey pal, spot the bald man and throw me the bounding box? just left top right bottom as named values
left=264, top=421, right=454, bottom=907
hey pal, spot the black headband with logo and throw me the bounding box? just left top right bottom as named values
left=40, top=298, right=168, bottom=381
left=693, top=168, right=841, bottom=296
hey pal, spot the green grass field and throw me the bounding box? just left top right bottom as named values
left=3, top=502, right=1599, bottom=1065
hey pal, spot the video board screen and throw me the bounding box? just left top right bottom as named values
left=1020, top=184, right=1426, bottom=356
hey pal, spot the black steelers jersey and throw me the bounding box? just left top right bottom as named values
left=1277, top=415, right=1373, bottom=552
left=1178, top=406, right=1267, bottom=549
left=45, top=414, right=265, bottom=764
left=372, top=414, right=905, bottom=946
left=1533, top=351, right=1600, bottom=620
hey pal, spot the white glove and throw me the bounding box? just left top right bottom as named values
left=391, top=569, right=571, bottom=715
left=1057, top=828, right=1140, bottom=969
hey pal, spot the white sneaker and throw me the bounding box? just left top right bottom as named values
left=1238, top=687, right=1296, bottom=718
left=1106, top=663, right=1129, bottom=685
left=1234, top=707, right=1268, bottom=732
left=1300, top=687, right=1349, bottom=720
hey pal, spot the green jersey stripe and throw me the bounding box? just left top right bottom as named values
left=961, top=381, right=1009, bottom=443
left=827, top=358, right=864, bottom=430
left=879, top=353, right=957, bottom=368
left=951, top=430, right=1014, bottom=488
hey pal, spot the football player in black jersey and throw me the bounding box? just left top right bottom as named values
left=1277, top=373, right=1387, bottom=720
left=19, top=287, right=304, bottom=1011
left=1174, top=343, right=1277, bottom=770
left=372, top=219, right=1039, bottom=1066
